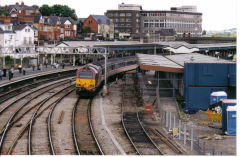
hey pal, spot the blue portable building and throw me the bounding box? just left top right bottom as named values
left=184, top=61, right=236, bottom=111
left=226, top=105, right=236, bottom=135
left=222, top=99, right=236, bottom=133
left=210, top=91, right=227, bottom=105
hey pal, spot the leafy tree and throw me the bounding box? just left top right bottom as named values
left=202, top=30, right=207, bottom=35
left=39, top=5, right=53, bottom=16
left=39, top=4, right=77, bottom=20
left=0, top=8, right=9, bottom=16
left=82, top=26, right=94, bottom=34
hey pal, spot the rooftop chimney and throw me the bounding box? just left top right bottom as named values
left=16, top=2, right=19, bottom=5
left=21, top=2, right=24, bottom=6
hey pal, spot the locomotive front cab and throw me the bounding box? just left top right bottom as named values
left=76, top=68, right=96, bottom=91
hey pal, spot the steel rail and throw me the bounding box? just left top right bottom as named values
left=0, top=77, right=74, bottom=115
left=0, top=75, right=74, bottom=105
left=121, top=85, right=140, bottom=155
left=0, top=78, right=73, bottom=154
left=47, top=87, right=75, bottom=155
left=28, top=84, right=74, bottom=155
left=72, top=97, right=81, bottom=155
left=136, top=112, right=164, bottom=154
left=87, top=99, right=104, bottom=155
left=0, top=78, right=74, bottom=135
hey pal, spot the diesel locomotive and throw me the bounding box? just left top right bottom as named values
left=75, top=56, right=137, bottom=95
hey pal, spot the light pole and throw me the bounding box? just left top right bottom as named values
left=103, top=48, right=108, bottom=95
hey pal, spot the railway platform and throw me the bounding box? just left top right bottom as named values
left=0, top=66, right=78, bottom=87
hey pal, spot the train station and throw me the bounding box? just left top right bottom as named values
left=0, top=39, right=236, bottom=155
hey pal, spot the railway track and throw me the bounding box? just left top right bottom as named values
left=121, top=74, right=163, bottom=155
left=0, top=78, right=74, bottom=155
left=0, top=78, right=74, bottom=135
left=73, top=98, right=104, bottom=155
left=0, top=74, right=74, bottom=105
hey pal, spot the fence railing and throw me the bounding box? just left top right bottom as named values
left=156, top=86, right=226, bottom=155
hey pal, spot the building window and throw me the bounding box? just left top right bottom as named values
left=114, top=13, right=119, bottom=16
left=120, top=18, right=125, bottom=22
left=88, top=20, right=92, bottom=24
left=29, top=37, right=32, bottom=44
left=136, top=13, right=140, bottom=17
left=114, top=29, right=119, bottom=33
left=120, top=13, right=125, bottom=16
left=24, top=37, right=27, bottom=44
left=144, top=23, right=148, bottom=27
left=126, top=13, right=132, bottom=16
left=25, top=29, right=27, bottom=32
left=136, top=19, right=139, bottom=22
left=66, top=24, right=70, bottom=28
left=65, top=30, right=70, bottom=36
left=28, top=28, right=30, bottom=32
left=136, top=29, right=139, bottom=33
left=126, top=19, right=132, bottom=22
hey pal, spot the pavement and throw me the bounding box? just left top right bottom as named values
left=0, top=65, right=77, bottom=86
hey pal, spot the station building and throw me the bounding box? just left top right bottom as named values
left=106, top=4, right=202, bottom=40
left=137, top=53, right=236, bottom=111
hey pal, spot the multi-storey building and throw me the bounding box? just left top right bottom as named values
left=1, top=2, right=41, bottom=17
left=0, top=23, right=35, bottom=49
left=105, top=3, right=142, bottom=39
left=106, top=4, right=202, bottom=40
left=141, top=6, right=202, bottom=38
left=82, top=15, right=114, bottom=40
left=38, top=16, right=77, bottom=41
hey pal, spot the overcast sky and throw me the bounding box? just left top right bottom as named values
left=0, top=0, right=237, bottom=31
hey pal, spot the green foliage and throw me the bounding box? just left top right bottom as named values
left=39, top=5, right=53, bottom=16
left=0, top=8, right=9, bottom=16
left=82, top=26, right=94, bottom=34
left=39, top=4, right=77, bottom=20
left=203, top=33, right=236, bottom=38
left=202, top=30, right=207, bottom=35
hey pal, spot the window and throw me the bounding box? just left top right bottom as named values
left=136, top=29, right=139, bottom=33
left=155, top=23, right=159, bottom=27
left=29, top=37, right=32, bottom=44
left=25, top=29, right=27, bottom=32
left=88, top=20, right=92, bottom=24
left=144, top=23, right=148, bottom=27
left=120, top=18, right=125, bottom=22
left=24, top=37, right=27, bottom=44
left=114, top=13, right=119, bottom=16
left=28, top=28, right=30, bottom=32
left=120, top=13, right=125, bottom=17
left=65, top=24, right=70, bottom=28
left=65, top=30, right=70, bottom=36
left=79, top=71, right=93, bottom=78
left=136, top=13, right=140, bottom=17
left=136, top=19, right=139, bottom=22
left=126, top=13, right=132, bottom=16
left=126, top=18, right=132, bottom=22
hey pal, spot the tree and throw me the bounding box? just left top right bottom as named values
left=82, top=26, right=94, bottom=34
left=39, top=5, right=53, bottom=16
left=202, top=30, right=207, bottom=35
left=39, top=4, right=77, bottom=20
left=0, top=8, right=9, bottom=16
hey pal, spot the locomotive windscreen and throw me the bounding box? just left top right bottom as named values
left=79, top=71, right=93, bottom=78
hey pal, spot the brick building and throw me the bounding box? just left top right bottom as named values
left=105, top=3, right=142, bottom=39
left=1, top=2, right=41, bottom=17
left=83, top=15, right=114, bottom=40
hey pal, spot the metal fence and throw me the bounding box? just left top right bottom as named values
left=156, top=87, right=226, bottom=155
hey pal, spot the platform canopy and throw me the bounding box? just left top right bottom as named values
left=136, top=53, right=184, bottom=73
left=137, top=53, right=235, bottom=73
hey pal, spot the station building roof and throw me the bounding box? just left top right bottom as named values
left=137, top=53, right=235, bottom=73
left=53, top=41, right=236, bottom=52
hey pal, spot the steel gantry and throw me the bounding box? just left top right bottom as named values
left=0, top=46, right=109, bottom=94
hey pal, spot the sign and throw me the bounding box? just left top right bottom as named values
left=173, top=128, right=178, bottom=138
